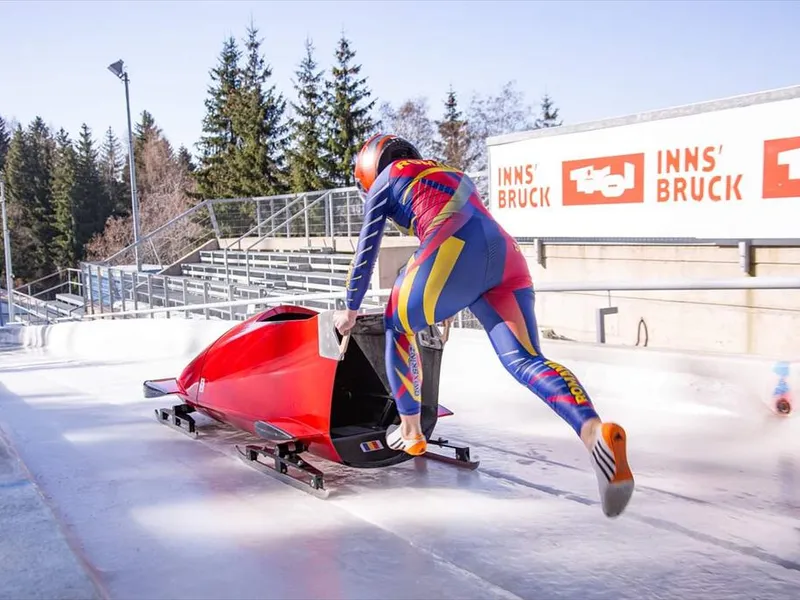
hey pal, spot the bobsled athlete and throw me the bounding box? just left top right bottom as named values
left=333, top=133, right=634, bottom=518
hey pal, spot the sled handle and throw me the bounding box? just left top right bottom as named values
left=440, top=319, right=452, bottom=344
left=339, top=332, right=351, bottom=357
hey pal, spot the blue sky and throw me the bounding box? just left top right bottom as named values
left=1, top=0, right=799, bottom=156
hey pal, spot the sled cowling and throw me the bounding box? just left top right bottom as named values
left=146, top=305, right=477, bottom=496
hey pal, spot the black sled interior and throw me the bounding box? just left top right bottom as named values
left=330, top=312, right=444, bottom=468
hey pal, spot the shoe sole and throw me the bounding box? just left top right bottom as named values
left=593, top=423, right=635, bottom=518
left=602, top=479, right=635, bottom=518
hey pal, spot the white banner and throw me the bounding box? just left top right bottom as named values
left=487, top=95, right=800, bottom=239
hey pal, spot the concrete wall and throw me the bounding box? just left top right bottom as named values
left=522, top=243, right=800, bottom=358
left=1, top=318, right=795, bottom=419
left=211, top=235, right=799, bottom=358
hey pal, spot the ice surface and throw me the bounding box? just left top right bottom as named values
left=0, top=329, right=799, bottom=600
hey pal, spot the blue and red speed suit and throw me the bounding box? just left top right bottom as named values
left=345, top=159, right=599, bottom=436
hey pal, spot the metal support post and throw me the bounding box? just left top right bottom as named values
left=108, top=60, right=141, bottom=271
left=739, top=240, right=753, bottom=275
left=0, top=172, right=15, bottom=322
left=596, top=306, right=619, bottom=344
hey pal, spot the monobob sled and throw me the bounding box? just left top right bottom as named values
left=144, top=305, right=478, bottom=497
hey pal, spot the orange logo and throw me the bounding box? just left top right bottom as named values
left=763, top=136, right=800, bottom=199
left=562, top=153, right=645, bottom=206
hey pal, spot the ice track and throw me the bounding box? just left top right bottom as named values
left=1, top=324, right=799, bottom=600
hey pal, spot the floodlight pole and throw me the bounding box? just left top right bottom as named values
left=0, top=171, right=14, bottom=322
left=108, top=59, right=142, bottom=270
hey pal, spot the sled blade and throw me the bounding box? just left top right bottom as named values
left=425, top=436, right=480, bottom=469
left=424, top=451, right=480, bottom=470
left=235, top=444, right=330, bottom=499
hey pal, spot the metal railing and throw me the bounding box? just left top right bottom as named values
left=96, top=171, right=487, bottom=270
left=59, top=262, right=381, bottom=324
left=12, top=275, right=798, bottom=347
left=5, top=172, right=487, bottom=321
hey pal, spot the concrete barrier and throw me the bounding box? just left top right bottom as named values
left=0, top=318, right=796, bottom=417
left=0, top=318, right=233, bottom=363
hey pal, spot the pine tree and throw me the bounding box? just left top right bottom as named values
left=324, top=33, right=376, bottom=186
left=0, top=115, right=10, bottom=172
left=226, top=21, right=289, bottom=197
left=434, top=86, right=475, bottom=171
left=195, top=36, right=242, bottom=198
left=534, top=93, right=562, bottom=128
left=3, top=118, right=57, bottom=283
left=73, top=124, right=108, bottom=256
left=177, top=146, right=196, bottom=173
left=50, top=129, right=79, bottom=267
left=287, top=37, right=330, bottom=193
left=134, top=110, right=160, bottom=147
left=100, top=127, right=126, bottom=217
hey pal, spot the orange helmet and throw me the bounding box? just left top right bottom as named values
left=354, top=133, right=421, bottom=193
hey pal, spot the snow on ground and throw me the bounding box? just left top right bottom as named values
left=0, top=323, right=799, bottom=600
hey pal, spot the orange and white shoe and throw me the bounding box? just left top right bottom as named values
left=589, top=422, right=634, bottom=518
left=385, top=424, right=427, bottom=456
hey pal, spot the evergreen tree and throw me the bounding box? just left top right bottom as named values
left=134, top=110, right=160, bottom=147
left=0, top=115, right=10, bottom=172
left=3, top=118, right=57, bottom=283
left=50, top=129, right=79, bottom=267
left=286, top=37, right=330, bottom=193
left=226, top=21, right=289, bottom=197
left=534, top=93, right=562, bottom=128
left=324, top=33, right=376, bottom=186
left=434, top=86, right=475, bottom=170
left=195, top=36, right=242, bottom=198
left=73, top=124, right=107, bottom=256
left=177, top=145, right=196, bottom=173
left=100, top=127, right=127, bottom=217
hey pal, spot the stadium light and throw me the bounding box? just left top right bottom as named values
left=107, top=59, right=142, bottom=270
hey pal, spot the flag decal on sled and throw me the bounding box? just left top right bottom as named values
left=360, top=439, right=384, bottom=453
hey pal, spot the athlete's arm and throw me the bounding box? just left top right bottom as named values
left=345, top=168, right=393, bottom=311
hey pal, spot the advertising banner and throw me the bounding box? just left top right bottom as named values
left=487, top=93, right=800, bottom=239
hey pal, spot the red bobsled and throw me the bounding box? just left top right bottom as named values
left=144, top=305, right=477, bottom=497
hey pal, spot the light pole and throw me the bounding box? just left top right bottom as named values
left=0, top=171, right=15, bottom=322
left=107, top=59, right=142, bottom=271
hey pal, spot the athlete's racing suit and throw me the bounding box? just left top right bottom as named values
left=345, top=158, right=599, bottom=436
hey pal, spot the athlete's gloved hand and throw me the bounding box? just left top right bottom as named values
left=333, top=309, right=357, bottom=335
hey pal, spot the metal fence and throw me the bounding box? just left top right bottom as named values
left=96, top=172, right=486, bottom=271
left=13, top=275, right=800, bottom=346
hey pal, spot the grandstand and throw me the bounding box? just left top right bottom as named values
left=7, top=176, right=486, bottom=325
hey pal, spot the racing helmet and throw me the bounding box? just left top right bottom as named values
left=354, top=133, right=421, bottom=194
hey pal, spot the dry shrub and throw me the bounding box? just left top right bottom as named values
left=85, top=136, right=210, bottom=266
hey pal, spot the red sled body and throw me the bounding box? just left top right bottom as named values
left=145, top=305, right=476, bottom=497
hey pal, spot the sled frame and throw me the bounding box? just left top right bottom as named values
left=154, top=403, right=199, bottom=438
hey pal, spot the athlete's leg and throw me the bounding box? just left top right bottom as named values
left=468, top=284, right=601, bottom=438
left=383, top=213, right=486, bottom=454
left=468, top=283, right=635, bottom=517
